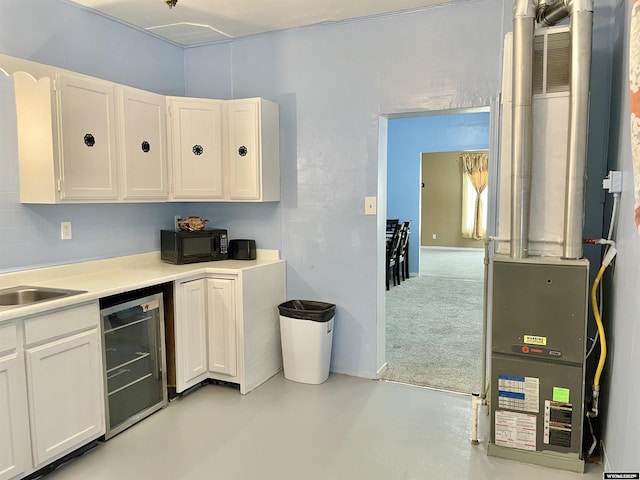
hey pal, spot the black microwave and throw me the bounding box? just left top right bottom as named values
left=161, top=229, right=228, bottom=264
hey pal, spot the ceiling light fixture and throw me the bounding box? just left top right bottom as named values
left=165, top=0, right=177, bottom=8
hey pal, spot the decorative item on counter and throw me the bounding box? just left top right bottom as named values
left=177, top=216, right=208, bottom=231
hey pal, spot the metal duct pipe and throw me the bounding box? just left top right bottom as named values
left=536, top=1, right=569, bottom=26
left=510, top=0, right=537, bottom=259
left=563, top=0, right=593, bottom=259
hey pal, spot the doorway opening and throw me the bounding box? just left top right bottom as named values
left=378, top=107, right=496, bottom=395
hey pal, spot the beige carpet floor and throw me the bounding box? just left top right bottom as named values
left=381, top=247, right=485, bottom=394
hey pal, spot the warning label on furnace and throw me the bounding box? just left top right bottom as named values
left=544, top=400, right=573, bottom=447
left=494, top=409, right=537, bottom=451
left=498, top=375, right=540, bottom=413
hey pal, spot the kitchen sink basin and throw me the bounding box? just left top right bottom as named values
left=0, top=285, right=87, bottom=307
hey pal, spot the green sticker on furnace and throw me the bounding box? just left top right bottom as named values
left=552, top=387, right=570, bottom=403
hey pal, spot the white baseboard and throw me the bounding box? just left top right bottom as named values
left=602, top=440, right=611, bottom=472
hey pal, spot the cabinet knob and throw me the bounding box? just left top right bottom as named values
left=84, top=134, right=96, bottom=147
left=193, top=144, right=204, bottom=156
left=238, top=145, right=248, bottom=157
left=141, top=141, right=151, bottom=153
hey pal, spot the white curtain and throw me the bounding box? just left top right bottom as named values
left=461, top=152, right=489, bottom=240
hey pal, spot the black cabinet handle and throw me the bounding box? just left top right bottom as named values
left=238, top=145, right=248, bottom=157
left=84, top=134, right=95, bottom=147
left=193, top=144, right=204, bottom=156
left=141, top=141, right=151, bottom=153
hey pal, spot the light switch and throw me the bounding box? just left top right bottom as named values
left=365, top=196, right=377, bottom=215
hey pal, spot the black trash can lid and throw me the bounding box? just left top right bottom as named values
left=278, top=300, right=336, bottom=322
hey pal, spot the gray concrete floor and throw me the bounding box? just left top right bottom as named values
left=44, top=373, right=603, bottom=480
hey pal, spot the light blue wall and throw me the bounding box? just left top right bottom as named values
left=601, top=0, right=640, bottom=471
left=0, top=0, right=186, bottom=272
left=184, top=43, right=232, bottom=99
left=0, top=0, right=635, bottom=469
left=0, top=0, right=185, bottom=95
left=184, top=1, right=507, bottom=377
left=387, top=111, right=490, bottom=274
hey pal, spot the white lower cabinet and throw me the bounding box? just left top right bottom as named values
left=2, top=302, right=106, bottom=479
left=0, top=323, right=30, bottom=480
left=175, top=278, right=208, bottom=391
left=25, top=328, right=104, bottom=467
left=175, top=261, right=286, bottom=394
left=175, top=277, right=236, bottom=391
left=206, top=278, right=237, bottom=377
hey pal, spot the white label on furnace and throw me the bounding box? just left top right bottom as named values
left=497, top=375, right=540, bottom=413
left=494, top=410, right=537, bottom=451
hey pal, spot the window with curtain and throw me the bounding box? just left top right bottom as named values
left=461, top=152, right=489, bottom=240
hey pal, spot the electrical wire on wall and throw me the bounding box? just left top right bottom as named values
left=583, top=173, right=621, bottom=457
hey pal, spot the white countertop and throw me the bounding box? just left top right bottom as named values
left=0, top=250, right=283, bottom=322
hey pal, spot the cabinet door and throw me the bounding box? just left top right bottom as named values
left=25, top=329, right=104, bottom=467
left=169, top=98, right=225, bottom=199
left=56, top=74, right=119, bottom=200
left=120, top=87, right=168, bottom=200
left=227, top=99, right=260, bottom=200
left=0, top=352, right=30, bottom=480
left=206, top=278, right=237, bottom=377
left=175, top=279, right=208, bottom=392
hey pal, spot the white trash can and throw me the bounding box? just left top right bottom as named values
left=278, top=300, right=336, bottom=384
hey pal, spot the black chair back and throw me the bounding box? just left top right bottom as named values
left=397, top=221, right=411, bottom=281
left=386, top=224, right=402, bottom=290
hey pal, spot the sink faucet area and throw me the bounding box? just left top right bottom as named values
left=0, top=285, right=87, bottom=307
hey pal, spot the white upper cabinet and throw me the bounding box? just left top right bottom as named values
left=168, top=96, right=280, bottom=202
left=119, top=86, right=169, bottom=200
left=8, top=56, right=280, bottom=204
left=14, top=71, right=119, bottom=203
left=227, top=98, right=280, bottom=202
left=57, top=74, right=119, bottom=200
left=167, top=97, right=225, bottom=200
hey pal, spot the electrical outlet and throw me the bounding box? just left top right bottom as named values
left=432, top=233, right=437, bottom=240
left=61, top=222, right=72, bottom=240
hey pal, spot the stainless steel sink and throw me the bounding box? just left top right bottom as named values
left=0, top=285, right=87, bottom=307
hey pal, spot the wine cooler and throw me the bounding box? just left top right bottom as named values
left=100, top=290, right=167, bottom=439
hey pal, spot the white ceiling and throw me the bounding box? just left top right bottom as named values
left=64, top=0, right=450, bottom=47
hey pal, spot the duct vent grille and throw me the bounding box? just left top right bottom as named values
left=533, top=29, right=570, bottom=95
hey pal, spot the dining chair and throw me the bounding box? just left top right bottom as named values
left=397, top=221, right=411, bottom=281
left=386, top=223, right=402, bottom=290
left=386, top=219, right=399, bottom=241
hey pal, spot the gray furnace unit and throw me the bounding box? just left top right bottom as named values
left=488, top=256, right=588, bottom=473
